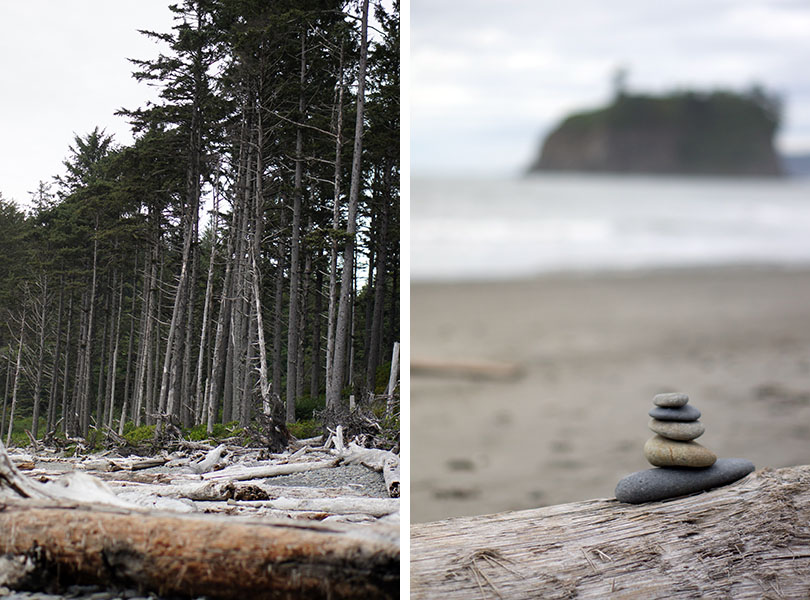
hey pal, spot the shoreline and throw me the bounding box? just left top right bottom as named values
left=411, top=264, right=810, bottom=523
left=411, top=260, right=810, bottom=286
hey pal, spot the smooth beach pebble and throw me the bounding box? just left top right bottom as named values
left=648, top=417, right=705, bottom=441
left=653, top=392, right=689, bottom=407
left=614, top=458, right=756, bottom=503
left=648, top=404, right=701, bottom=422
left=643, top=435, right=716, bottom=468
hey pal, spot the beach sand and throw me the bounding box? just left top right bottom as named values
left=411, top=266, right=810, bottom=523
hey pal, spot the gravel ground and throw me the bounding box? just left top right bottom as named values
left=268, top=464, right=389, bottom=497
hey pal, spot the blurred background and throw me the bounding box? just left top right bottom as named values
left=411, top=0, right=810, bottom=522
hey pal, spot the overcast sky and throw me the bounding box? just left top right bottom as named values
left=412, top=0, right=810, bottom=176
left=0, top=1, right=173, bottom=206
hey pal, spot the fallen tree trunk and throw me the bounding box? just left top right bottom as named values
left=202, top=457, right=340, bottom=481
left=411, top=357, right=523, bottom=380
left=0, top=440, right=398, bottom=598
left=0, top=498, right=398, bottom=599
left=411, top=465, right=810, bottom=599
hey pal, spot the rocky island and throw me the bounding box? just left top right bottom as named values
left=530, top=88, right=783, bottom=176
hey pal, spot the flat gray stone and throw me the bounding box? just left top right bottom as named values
left=615, top=458, right=755, bottom=504
left=653, top=392, right=689, bottom=407
left=648, top=404, right=701, bottom=422
left=648, top=418, right=705, bottom=441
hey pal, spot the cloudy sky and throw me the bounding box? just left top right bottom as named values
left=412, top=0, right=810, bottom=176
left=0, top=2, right=173, bottom=206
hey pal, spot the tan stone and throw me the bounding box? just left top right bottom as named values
left=648, top=418, right=705, bottom=441
left=643, top=435, right=717, bottom=468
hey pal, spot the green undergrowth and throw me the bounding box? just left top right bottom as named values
left=287, top=418, right=321, bottom=439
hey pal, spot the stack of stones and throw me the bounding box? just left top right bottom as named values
left=615, top=392, right=755, bottom=504
left=645, top=393, right=714, bottom=468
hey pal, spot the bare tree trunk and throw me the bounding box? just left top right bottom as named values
left=94, top=276, right=113, bottom=437
left=272, top=202, right=286, bottom=403
left=325, top=41, right=345, bottom=402
left=69, top=288, right=89, bottom=437
left=327, top=0, right=369, bottom=409
left=250, top=245, right=276, bottom=417
left=46, top=277, right=65, bottom=434
left=147, top=253, right=165, bottom=426
left=297, top=234, right=312, bottom=401
left=206, top=209, right=238, bottom=434
left=366, top=190, right=389, bottom=393
left=181, top=232, right=199, bottom=426
left=195, top=184, right=220, bottom=423
left=80, top=226, right=100, bottom=438
left=104, top=278, right=125, bottom=430
left=286, top=31, right=307, bottom=424
left=5, top=307, right=26, bottom=446
left=131, top=243, right=158, bottom=428
left=118, top=255, right=139, bottom=434
left=30, top=276, right=49, bottom=439
left=61, top=293, right=74, bottom=435
left=310, top=263, right=323, bottom=399
left=1, top=354, right=11, bottom=439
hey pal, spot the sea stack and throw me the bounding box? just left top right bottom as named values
left=615, top=392, right=755, bottom=503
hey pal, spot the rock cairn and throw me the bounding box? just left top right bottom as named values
left=615, top=392, right=755, bottom=504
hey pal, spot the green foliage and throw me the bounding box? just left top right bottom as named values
left=122, top=424, right=156, bottom=446
left=287, top=419, right=321, bottom=439
left=182, top=421, right=244, bottom=442
left=373, top=361, right=392, bottom=394
left=295, top=394, right=325, bottom=421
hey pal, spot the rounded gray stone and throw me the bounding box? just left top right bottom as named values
left=649, top=404, right=701, bottom=422
left=653, top=392, right=689, bottom=407
left=648, top=418, right=705, bottom=441
left=614, top=458, right=755, bottom=504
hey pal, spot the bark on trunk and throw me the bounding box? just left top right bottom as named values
left=326, top=40, right=345, bottom=401
left=0, top=498, right=398, bottom=599
left=46, top=277, right=65, bottom=434
left=4, top=308, right=26, bottom=446
left=411, top=465, right=810, bottom=599
left=286, top=31, right=307, bottom=424
left=327, top=0, right=369, bottom=409
left=30, top=276, right=48, bottom=440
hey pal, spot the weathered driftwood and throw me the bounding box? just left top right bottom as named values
left=189, top=442, right=226, bottom=473
left=231, top=496, right=400, bottom=517
left=0, top=498, right=399, bottom=599
left=336, top=441, right=400, bottom=498
left=0, top=440, right=399, bottom=598
left=201, top=457, right=340, bottom=481
left=411, top=357, right=523, bottom=380
left=411, top=466, right=810, bottom=599
left=383, top=456, right=400, bottom=498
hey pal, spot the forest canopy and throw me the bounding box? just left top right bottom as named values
left=0, top=0, right=399, bottom=448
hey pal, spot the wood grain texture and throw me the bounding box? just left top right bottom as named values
left=411, top=466, right=810, bottom=599
left=0, top=499, right=399, bottom=599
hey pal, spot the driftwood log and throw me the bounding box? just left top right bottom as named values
left=0, top=441, right=399, bottom=599
left=411, top=357, right=523, bottom=380
left=0, top=498, right=398, bottom=598
left=411, top=465, right=810, bottom=599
